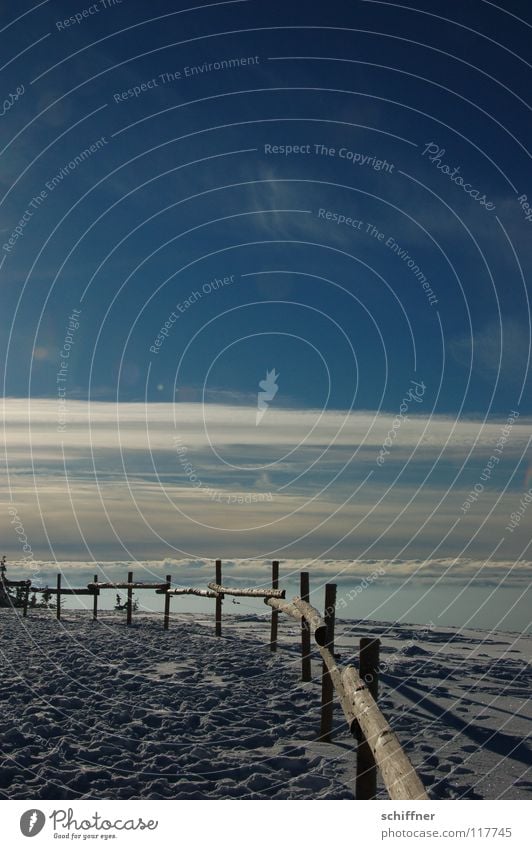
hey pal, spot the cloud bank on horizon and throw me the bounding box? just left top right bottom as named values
left=7, top=556, right=531, bottom=589
left=2, top=399, right=530, bottom=572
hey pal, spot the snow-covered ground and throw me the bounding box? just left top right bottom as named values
left=0, top=608, right=530, bottom=800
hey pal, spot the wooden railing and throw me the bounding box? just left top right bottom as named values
left=266, top=585, right=428, bottom=801
left=2, top=559, right=429, bottom=800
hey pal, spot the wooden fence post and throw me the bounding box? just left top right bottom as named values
left=92, top=574, right=98, bottom=621
left=270, top=560, right=279, bottom=651
left=23, top=583, right=29, bottom=618
left=319, top=583, right=336, bottom=742
left=164, top=574, right=171, bottom=630
left=127, top=571, right=133, bottom=626
left=356, top=637, right=380, bottom=799
left=300, top=572, right=311, bottom=682
left=215, top=559, right=222, bottom=637
left=56, top=574, right=61, bottom=621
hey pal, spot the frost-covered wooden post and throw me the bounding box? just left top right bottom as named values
left=163, top=574, right=171, bottom=630
left=22, top=583, right=30, bottom=618
left=0, top=556, right=12, bottom=609
left=270, top=560, right=279, bottom=651
left=92, top=574, right=98, bottom=621
left=215, top=559, right=222, bottom=636
left=56, top=574, right=61, bottom=620
left=356, top=637, right=380, bottom=799
left=319, top=583, right=336, bottom=742
left=300, top=572, right=312, bottom=682
left=126, top=571, right=133, bottom=626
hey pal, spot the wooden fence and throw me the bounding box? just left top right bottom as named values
left=1, top=560, right=428, bottom=800
left=266, top=581, right=428, bottom=800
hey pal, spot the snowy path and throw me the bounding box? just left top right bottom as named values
left=0, top=610, right=529, bottom=800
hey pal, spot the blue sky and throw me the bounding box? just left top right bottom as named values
left=1, top=0, right=531, bottom=600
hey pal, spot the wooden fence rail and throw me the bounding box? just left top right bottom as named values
left=208, top=583, right=285, bottom=599
left=267, top=587, right=428, bottom=801
left=87, top=582, right=169, bottom=590
left=157, top=560, right=284, bottom=636
left=341, top=666, right=427, bottom=800
left=357, top=637, right=379, bottom=799
left=30, top=587, right=97, bottom=595
left=3, top=579, right=31, bottom=587
left=86, top=574, right=172, bottom=625
left=267, top=597, right=327, bottom=646
left=156, top=588, right=218, bottom=597
left=1, top=578, right=31, bottom=618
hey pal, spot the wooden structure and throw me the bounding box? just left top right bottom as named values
left=207, top=583, right=285, bottom=599
left=266, top=585, right=428, bottom=801
left=29, top=578, right=98, bottom=621
left=163, top=574, right=171, bottom=631
left=7, top=560, right=283, bottom=634
left=357, top=637, right=380, bottom=799
left=29, top=586, right=97, bottom=595
left=93, top=574, right=98, bottom=620
left=0, top=558, right=31, bottom=613
left=215, top=559, right=223, bottom=637
left=154, top=561, right=285, bottom=635
left=320, top=584, right=337, bottom=742
left=270, top=560, right=279, bottom=652
left=342, top=665, right=427, bottom=800
left=87, top=580, right=170, bottom=591
left=87, top=574, right=170, bottom=626
left=156, top=587, right=218, bottom=597
left=1, top=556, right=428, bottom=800
left=267, top=596, right=327, bottom=645
left=300, top=572, right=312, bottom=682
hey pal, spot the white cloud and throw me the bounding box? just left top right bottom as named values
left=2, top=399, right=530, bottom=565
left=2, top=397, right=530, bottom=452
left=450, top=317, right=531, bottom=385
left=8, top=556, right=531, bottom=588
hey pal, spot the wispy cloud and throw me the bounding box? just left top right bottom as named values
left=2, top=399, right=530, bottom=563
left=450, top=317, right=531, bottom=385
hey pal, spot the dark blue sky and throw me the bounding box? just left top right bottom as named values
left=2, top=0, right=530, bottom=414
